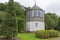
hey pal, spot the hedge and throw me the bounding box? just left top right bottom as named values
left=35, top=30, right=59, bottom=39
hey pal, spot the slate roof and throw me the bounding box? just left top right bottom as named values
left=31, top=4, right=44, bottom=12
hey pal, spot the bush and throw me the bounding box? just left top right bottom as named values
left=35, top=30, right=49, bottom=38
left=35, top=30, right=59, bottom=39
left=48, top=30, right=59, bottom=37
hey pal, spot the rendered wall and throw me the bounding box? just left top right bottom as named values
left=26, top=21, right=45, bottom=31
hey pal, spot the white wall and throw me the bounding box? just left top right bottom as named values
left=26, top=21, right=45, bottom=31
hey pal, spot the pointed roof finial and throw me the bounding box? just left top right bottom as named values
left=34, top=0, right=36, bottom=6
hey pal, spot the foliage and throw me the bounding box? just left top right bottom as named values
left=35, top=30, right=59, bottom=39
left=45, top=13, right=58, bottom=30
left=0, top=11, right=7, bottom=35
left=45, top=14, right=53, bottom=29
left=0, top=0, right=17, bottom=37
left=0, top=0, right=25, bottom=38
left=48, top=30, right=59, bottom=37
left=0, top=3, right=6, bottom=11
left=35, top=30, right=49, bottom=39
left=55, top=17, right=60, bottom=30
left=14, top=2, right=25, bottom=33
left=18, top=18, right=25, bottom=32
left=0, top=11, right=6, bottom=24
left=1, top=18, right=17, bottom=37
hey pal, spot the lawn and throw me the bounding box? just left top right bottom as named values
left=16, top=33, right=54, bottom=40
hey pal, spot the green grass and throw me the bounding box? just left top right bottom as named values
left=16, top=33, right=53, bottom=40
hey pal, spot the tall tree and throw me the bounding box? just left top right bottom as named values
left=55, top=17, right=60, bottom=30
left=14, top=2, right=25, bottom=33
left=0, top=3, right=6, bottom=11
left=45, top=13, right=58, bottom=30
left=0, top=0, right=17, bottom=38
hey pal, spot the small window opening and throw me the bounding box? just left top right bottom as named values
left=36, top=23, right=38, bottom=27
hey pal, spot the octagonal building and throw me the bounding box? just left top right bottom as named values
left=26, top=4, right=45, bottom=32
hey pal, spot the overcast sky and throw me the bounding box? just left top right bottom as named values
left=0, top=0, right=60, bottom=16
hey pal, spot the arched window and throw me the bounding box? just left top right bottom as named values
left=35, top=10, right=39, bottom=17
left=32, top=10, right=42, bottom=17
left=40, top=10, right=44, bottom=18
left=32, top=10, right=35, bottom=17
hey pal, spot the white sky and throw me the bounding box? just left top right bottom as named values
left=0, top=0, right=60, bottom=16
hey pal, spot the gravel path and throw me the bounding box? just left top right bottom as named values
left=53, top=38, right=60, bottom=40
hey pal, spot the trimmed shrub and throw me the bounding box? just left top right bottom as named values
left=35, top=30, right=59, bottom=39
left=48, top=30, right=55, bottom=37
left=48, top=30, right=59, bottom=38
left=35, top=30, right=49, bottom=38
